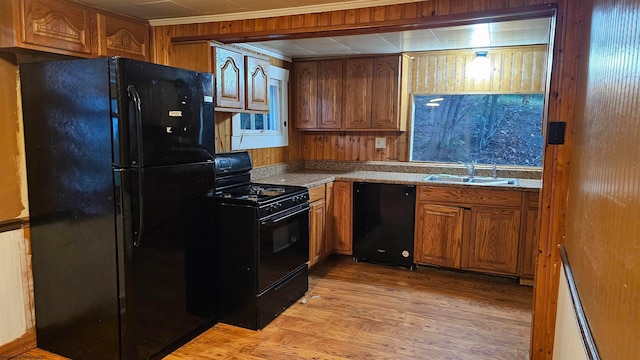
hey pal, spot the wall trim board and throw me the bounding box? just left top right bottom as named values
left=0, top=329, right=36, bottom=358
left=0, top=219, right=27, bottom=233
left=559, top=245, right=601, bottom=360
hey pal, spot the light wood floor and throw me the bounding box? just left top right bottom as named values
left=18, top=255, right=533, bottom=360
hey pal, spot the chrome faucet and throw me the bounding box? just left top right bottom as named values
left=460, top=160, right=477, bottom=177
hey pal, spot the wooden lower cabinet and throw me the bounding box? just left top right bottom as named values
left=414, top=185, right=525, bottom=277
left=324, top=181, right=335, bottom=254
left=331, top=180, right=352, bottom=255
left=414, top=203, right=465, bottom=268
left=308, top=184, right=327, bottom=267
left=463, top=207, right=521, bottom=275
left=520, top=190, right=540, bottom=280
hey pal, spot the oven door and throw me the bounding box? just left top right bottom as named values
left=258, top=202, right=310, bottom=294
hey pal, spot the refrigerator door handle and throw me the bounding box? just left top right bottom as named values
left=127, top=85, right=144, bottom=167
left=127, top=85, right=145, bottom=247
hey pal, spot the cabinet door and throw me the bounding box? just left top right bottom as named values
left=214, top=47, right=245, bottom=109
left=371, top=56, right=401, bottom=129
left=343, top=58, right=373, bottom=129
left=331, top=181, right=352, bottom=254
left=293, top=61, right=318, bottom=129
left=22, top=0, right=95, bottom=55
left=318, top=60, right=343, bottom=129
left=414, top=203, right=464, bottom=268
left=466, top=207, right=521, bottom=275
left=520, top=191, right=540, bottom=278
left=246, top=55, right=269, bottom=111
left=309, top=199, right=326, bottom=267
left=96, top=12, right=149, bottom=61
left=324, top=181, right=335, bottom=255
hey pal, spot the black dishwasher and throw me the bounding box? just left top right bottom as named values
left=353, top=182, right=416, bottom=269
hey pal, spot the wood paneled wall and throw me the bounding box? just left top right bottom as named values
left=410, top=45, right=548, bottom=94
left=152, top=1, right=584, bottom=358
left=302, top=131, right=407, bottom=161
left=0, top=53, right=28, bottom=220
left=563, top=1, right=640, bottom=359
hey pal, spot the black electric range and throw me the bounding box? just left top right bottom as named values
left=214, top=151, right=310, bottom=330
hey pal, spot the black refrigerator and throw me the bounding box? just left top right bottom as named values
left=20, top=57, right=217, bottom=360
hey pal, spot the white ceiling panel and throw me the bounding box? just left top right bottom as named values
left=332, top=35, right=400, bottom=54
left=107, top=1, right=201, bottom=20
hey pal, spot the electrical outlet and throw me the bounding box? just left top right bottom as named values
left=375, top=137, right=386, bottom=149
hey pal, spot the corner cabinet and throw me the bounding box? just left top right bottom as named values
left=0, top=0, right=149, bottom=59
left=293, top=54, right=408, bottom=131
left=414, top=186, right=523, bottom=276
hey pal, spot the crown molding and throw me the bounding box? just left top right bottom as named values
left=149, top=0, right=425, bottom=26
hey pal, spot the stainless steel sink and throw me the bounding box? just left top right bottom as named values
left=423, top=174, right=519, bottom=186
left=423, top=174, right=470, bottom=183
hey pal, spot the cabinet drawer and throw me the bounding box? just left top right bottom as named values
left=308, top=185, right=325, bottom=203
left=418, top=186, right=521, bottom=207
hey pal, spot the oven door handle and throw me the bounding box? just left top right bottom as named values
left=261, top=205, right=310, bottom=226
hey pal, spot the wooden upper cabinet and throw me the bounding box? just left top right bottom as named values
left=293, top=54, right=406, bottom=131
left=371, top=56, right=401, bottom=129
left=96, top=12, right=149, bottom=61
left=318, top=59, right=343, bottom=129
left=245, top=55, right=269, bottom=112
left=293, top=61, right=318, bottom=129
left=18, top=0, right=95, bottom=55
left=214, top=46, right=245, bottom=110
left=343, top=58, right=373, bottom=129
left=0, top=0, right=151, bottom=59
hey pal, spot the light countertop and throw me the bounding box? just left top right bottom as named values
left=254, top=170, right=541, bottom=191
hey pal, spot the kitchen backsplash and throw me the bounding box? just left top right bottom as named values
left=252, top=160, right=542, bottom=180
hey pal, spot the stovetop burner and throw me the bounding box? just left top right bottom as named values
left=214, top=151, right=310, bottom=217
left=217, top=183, right=307, bottom=203
left=249, top=185, right=287, bottom=196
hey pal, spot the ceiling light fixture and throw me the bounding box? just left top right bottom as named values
left=467, top=51, right=492, bottom=81
left=429, top=98, right=445, bottom=102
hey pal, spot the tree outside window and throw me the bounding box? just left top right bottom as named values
left=410, top=93, right=544, bottom=167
